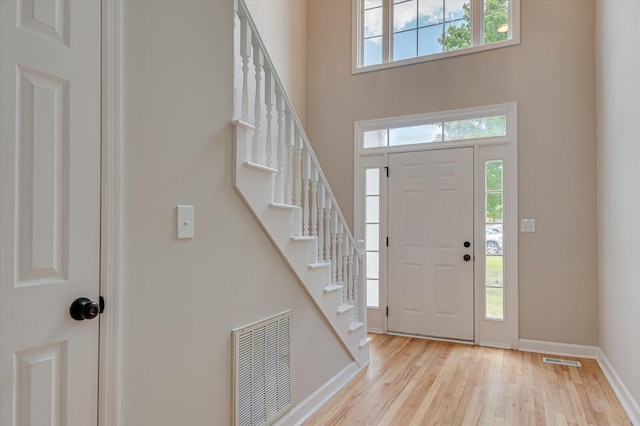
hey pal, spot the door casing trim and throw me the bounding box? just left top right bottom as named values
left=99, top=0, right=123, bottom=424
left=354, top=102, right=519, bottom=349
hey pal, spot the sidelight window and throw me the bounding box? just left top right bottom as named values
left=485, top=160, right=504, bottom=320
left=365, top=168, right=381, bottom=308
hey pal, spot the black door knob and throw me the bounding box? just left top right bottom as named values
left=70, top=297, right=101, bottom=321
left=463, top=254, right=471, bottom=262
left=464, top=241, right=471, bottom=248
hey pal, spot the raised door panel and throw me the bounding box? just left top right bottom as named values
left=18, top=0, right=70, bottom=46
left=16, top=66, right=69, bottom=286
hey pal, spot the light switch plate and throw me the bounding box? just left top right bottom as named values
left=177, top=205, right=194, bottom=239
left=520, top=218, right=536, bottom=233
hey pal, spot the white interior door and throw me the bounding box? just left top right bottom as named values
left=388, top=148, right=474, bottom=341
left=1, top=0, right=102, bottom=424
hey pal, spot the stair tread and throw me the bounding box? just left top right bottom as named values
left=270, top=202, right=298, bottom=209
left=337, top=304, right=354, bottom=314
left=244, top=161, right=278, bottom=174
left=309, top=262, right=331, bottom=269
left=349, top=322, right=365, bottom=333
left=324, top=284, right=343, bottom=293
left=231, top=119, right=255, bottom=130
left=291, top=236, right=316, bottom=241
left=359, top=337, right=373, bottom=348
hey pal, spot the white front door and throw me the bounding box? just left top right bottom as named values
left=1, top=1, right=102, bottom=424
left=387, top=148, right=474, bottom=341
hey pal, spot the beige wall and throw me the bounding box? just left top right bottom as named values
left=596, top=0, right=640, bottom=405
left=245, top=0, right=307, bottom=124
left=306, top=0, right=598, bottom=345
left=119, top=1, right=350, bottom=424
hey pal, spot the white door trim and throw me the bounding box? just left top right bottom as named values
left=99, top=0, right=123, bottom=424
left=354, top=102, right=518, bottom=349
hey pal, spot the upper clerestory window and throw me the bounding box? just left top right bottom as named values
left=353, top=0, right=520, bottom=73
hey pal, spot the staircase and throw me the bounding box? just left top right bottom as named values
left=231, top=0, right=370, bottom=367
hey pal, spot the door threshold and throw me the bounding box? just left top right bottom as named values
left=387, top=331, right=475, bottom=346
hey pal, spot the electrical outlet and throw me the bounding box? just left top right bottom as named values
left=520, top=219, right=535, bottom=233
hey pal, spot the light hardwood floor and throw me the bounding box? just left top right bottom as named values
left=304, top=334, right=631, bottom=426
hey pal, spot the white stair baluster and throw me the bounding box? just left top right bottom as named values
left=342, top=235, right=349, bottom=304
left=331, top=210, right=337, bottom=284
left=337, top=222, right=343, bottom=285
left=251, top=37, right=263, bottom=164
left=239, top=12, right=251, bottom=122
left=302, top=147, right=310, bottom=236
left=274, top=88, right=285, bottom=203
left=348, top=241, right=354, bottom=306
left=324, top=195, right=332, bottom=262
left=293, top=129, right=302, bottom=208
left=284, top=110, right=293, bottom=205
left=264, top=66, right=274, bottom=168
left=356, top=240, right=365, bottom=322
left=310, top=165, right=318, bottom=238
left=317, top=181, right=325, bottom=263
left=293, top=130, right=303, bottom=236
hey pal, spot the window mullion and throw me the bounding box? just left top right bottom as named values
left=471, top=0, right=484, bottom=47
left=383, top=0, right=391, bottom=63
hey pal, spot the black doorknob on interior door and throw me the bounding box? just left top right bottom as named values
left=463, top=254, right=471, bottom=262
left=70, top=297, right=101, bottom=321
left=464, top=241, right=471, bottom=248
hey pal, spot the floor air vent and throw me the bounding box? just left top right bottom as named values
left=542, top=357, right=582, bottom=367
left=233, top=311, right=292, bottom=426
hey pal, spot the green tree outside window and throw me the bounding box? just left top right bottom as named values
left=439, top=0, right=509, bottom=50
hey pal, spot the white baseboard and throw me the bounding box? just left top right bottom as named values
left=519, top=339, right=639, bottom=424
left=367, top=327, right=383, bottom=334
left=275, top=362, right=362, bottom=426
left=597, top=349, right=640, bottom=425
left=518, top=339, right=600, bottom=359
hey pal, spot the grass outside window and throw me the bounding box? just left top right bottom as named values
left=486, top=255, right=503, bottom=319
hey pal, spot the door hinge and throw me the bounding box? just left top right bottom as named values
left=384, top=166, right=389, bottom=177
left=99, top=296, right=105, bottom=314
left=386, top=306, right=389, bottom=317
left=386, top=237, right=389, bottom=247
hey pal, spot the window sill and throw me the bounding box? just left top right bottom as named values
left=352, top=38, right=520, bottom=75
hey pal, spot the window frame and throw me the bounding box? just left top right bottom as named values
left=352, top=0, right=521, bottom=74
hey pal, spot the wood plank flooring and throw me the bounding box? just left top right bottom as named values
left=304, top=334, right=631, bottom=426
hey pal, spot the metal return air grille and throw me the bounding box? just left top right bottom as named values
left=233, top=311, right=292, bottom=426
left=542, top=356, right=582, bottom=367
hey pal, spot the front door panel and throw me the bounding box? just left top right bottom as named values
left=388, top=148, right=474, bottom=340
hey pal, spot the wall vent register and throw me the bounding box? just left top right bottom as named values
left=232, top=311, right=292, bottom=426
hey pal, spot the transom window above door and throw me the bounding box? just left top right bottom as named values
left=354, top=0, right=520, bottom=72
left=361, top=114, right=507, bottom=150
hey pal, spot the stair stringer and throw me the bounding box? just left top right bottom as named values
left=232, top=121, right=370, bottom=367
